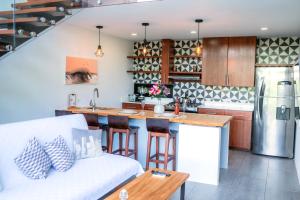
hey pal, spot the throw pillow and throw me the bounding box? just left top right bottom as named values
left=44, top=135, right=74, bottom=172
left=72, top=128, right=103, bottom=160
left=15, top=137, right=52, bottom=179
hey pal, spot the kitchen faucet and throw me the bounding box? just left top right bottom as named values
left=90, top=88, right=99, bottom=111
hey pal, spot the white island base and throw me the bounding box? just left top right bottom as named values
left=177, top=123, right=230, bottom=185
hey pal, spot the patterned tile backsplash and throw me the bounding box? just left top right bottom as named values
left=256, top=37, right=299, bottom=65
left=173, top=82, right=255, bottom=104
left=131, top=37, right=300, bottom=104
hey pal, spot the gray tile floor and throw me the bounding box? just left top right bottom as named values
left=171, top=150, right=300, bottom=200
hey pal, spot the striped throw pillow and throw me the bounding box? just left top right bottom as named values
left=44, top=135, right=74, bottom=172
left=15, top=137, right=52, bottom=179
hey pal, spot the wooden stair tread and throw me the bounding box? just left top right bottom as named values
left=0, top=7, right=58, bottom=16
left=0, top=29, right=15, bottom=35
left=14, top=0, right=77, bottom=9
left=0, top=17, right=39, bottom=24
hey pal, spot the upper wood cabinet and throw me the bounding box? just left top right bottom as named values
left=202, top=36, right=256, bottom=87
left=202, top=37, right=229, bottom=86
left=227, top=37, right=256, bottom=87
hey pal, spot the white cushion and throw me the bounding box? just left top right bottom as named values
left=44, top=135, right=74, bottom=172
left=0, top=114, right=88, bottom=188
left=15, top=137, right=52, bottom=179
left=0, top=153, right=144, bottom=200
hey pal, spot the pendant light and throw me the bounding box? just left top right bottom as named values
left=95, top=25, right=104, bottom=57
left=142, top=22, right=149, bottom=56
left=195, top=19, right=203, bottom=56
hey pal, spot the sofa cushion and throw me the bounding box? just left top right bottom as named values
left=0, top=114, right=88, bottom=188
left=0, top=153, right=144, bottom=200
left=44, top=135, right=74, bottom=172
left=15, top=137, right=52, bottom=179
left=72, top=128, right=103, bottom=160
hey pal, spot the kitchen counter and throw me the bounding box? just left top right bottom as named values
left=198, top=101, right=254, bottom=111
left=68, top=107, right=232, bottom=127
left=68, top=106, right=231, bottom=185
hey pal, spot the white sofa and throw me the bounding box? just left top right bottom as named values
left=0, top=114, right=144, bottom=200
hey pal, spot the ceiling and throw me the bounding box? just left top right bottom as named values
left=66, top=0, right=300, bottom=41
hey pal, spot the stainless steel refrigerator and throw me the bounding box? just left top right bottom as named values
left=252, top=66, right=298, bottom=158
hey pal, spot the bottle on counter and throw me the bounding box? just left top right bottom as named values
left=175, top=97, right=180, bottom=115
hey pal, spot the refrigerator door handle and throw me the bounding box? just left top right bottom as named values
left=258, top=79, right=266, bottom=122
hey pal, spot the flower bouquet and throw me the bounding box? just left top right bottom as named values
left=149, top=83, right=170, bottom=99
left=149, top=83, right=170, bottom=114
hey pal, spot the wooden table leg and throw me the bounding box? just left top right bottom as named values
left=180, top=182, right=186, bottom=200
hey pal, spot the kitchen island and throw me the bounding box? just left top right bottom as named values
left=68, top=107, right=232, bottom=185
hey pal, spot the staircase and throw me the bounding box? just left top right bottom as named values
left=0, top=0, right=81, bottom=58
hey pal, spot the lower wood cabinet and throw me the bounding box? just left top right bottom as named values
left=198, top=108, right=253, bottom=151
left=122, top=102, right=154, bottom=111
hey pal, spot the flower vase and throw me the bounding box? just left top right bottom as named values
left=154, top=99, right=165, bottom=114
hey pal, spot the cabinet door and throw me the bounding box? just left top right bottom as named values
left=229, top=119, right=245, bottom=149
left=227, top=37, right=256, bottom=87
left=198, top=108, right=225, bottom=115
left=225, top=110, right=252, bottom=150
left=144, top=104, right=155, bottom=111
left=202, top=37, right=229, bottom=86
left=122, top=103, right=141, bottom=110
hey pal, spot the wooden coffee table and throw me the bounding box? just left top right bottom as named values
left=105, top=169, right=189, bottom=200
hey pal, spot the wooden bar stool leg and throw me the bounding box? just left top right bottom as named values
left=119, top=133, right=123, bottom=155
left=156, top=137, right=160, bottom=168
left=134, top=131, right=138, bottom=160
left=108, top=128, right=113, bottom=154
left=106, top=129, right=109, bottom=152
left=164, top=135, right=170, bottom=170
left=146, top=133, right=152, bottom=170
left=172, top=136, right=177, bottom=171
left=125, top=130, right=130, bottom=157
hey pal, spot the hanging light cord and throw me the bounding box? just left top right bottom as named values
left=144, top=25, right=147, bottom=44
left=197, top=22, right=200, bottom=46
left=98, top=28, right=101, bottom=46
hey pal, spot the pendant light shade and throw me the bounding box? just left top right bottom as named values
left=142, top=22, right=149, bottom=56
left=194, top=19, right=203, bottom=56
left=95, top=25, right=104, bottom=57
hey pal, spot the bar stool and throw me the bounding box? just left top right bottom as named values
left=55, top=110, right=109, bottom=151
left=146, top=118, right=177, bottom=171
left=55, top=110, right=73, bottom=116
left=82, top=113, right=110, bottom=152
left=108, top=115, right=139, bottom=159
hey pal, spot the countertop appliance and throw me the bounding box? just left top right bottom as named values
left=165, top=102, right=199, bottom=113
left=252, top=65, right=299, bottom=158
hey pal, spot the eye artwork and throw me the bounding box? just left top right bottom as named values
left=65, top=56, right=98, bottom=84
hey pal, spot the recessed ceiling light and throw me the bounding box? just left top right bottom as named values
left=190, top=30, right=197, bottom=34
left=131, top=33, right=137, bottom=36
left=261, top=27, right=268, bottom=31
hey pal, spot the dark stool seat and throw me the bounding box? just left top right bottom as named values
left=55, top=110, right=73, bottom=116
left=82, top=113, right=110, bottom=152
left=146, top=118, right=177, bottom=171
left=55, top=110, right=110, bottom=152
left=108, top=115, right=139, bottom=159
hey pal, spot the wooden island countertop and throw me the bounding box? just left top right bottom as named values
left=68, top=107, right=232, bottom=127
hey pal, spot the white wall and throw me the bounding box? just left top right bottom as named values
left=0, top=18, right=134, bottom=124
left=0, top=0, right=26, bottom=11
